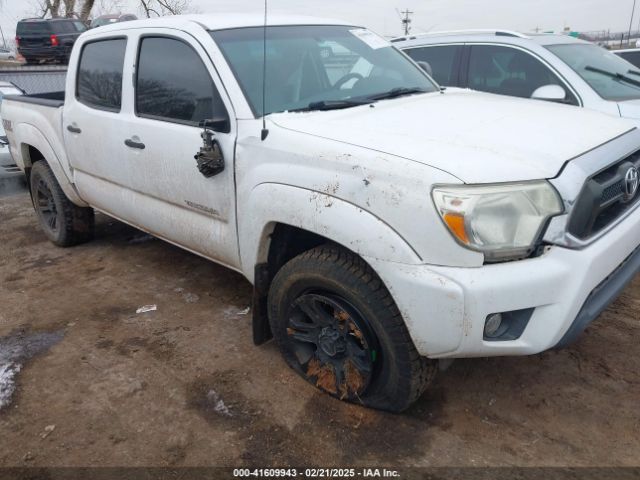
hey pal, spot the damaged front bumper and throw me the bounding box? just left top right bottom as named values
left=367, top=198, right=640, bottom=359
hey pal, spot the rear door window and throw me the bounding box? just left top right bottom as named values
left=76, top=38, right=127, bottom=111
left=404, top=45, right=461, bottom=86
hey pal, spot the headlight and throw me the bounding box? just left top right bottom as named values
left=432, top=181, right=563, bottom=262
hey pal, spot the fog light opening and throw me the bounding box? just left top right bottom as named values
left=484, top=313, right=503, bottom=338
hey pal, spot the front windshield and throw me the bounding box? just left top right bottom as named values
left=210, top=25, right=437, bottom=116
left=547, top=43, right=640, bottom=101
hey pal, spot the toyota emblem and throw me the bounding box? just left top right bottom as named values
left=625, top=166, right=640, bottom=200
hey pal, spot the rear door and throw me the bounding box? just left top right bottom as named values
left=63, top=36, right=131, bottom=203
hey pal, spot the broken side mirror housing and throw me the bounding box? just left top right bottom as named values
left=194, top=118, right=227, bottom=178
left=200, top=117, right=230, bottom=134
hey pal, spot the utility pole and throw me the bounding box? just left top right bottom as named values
left=0, top=23, right=6, bottom=49
left=629, top=0, right=637, bottom=46
left=401, top=9, right=413, bottom=36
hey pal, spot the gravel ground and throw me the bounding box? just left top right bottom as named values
left=0, top=182, right=639, bottom=468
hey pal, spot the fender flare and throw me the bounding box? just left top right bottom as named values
left=15, top=123, right=87, bottom=207
left=239, top=183, right=422, bottom=281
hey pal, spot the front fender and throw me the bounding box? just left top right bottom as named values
left=239, top=183, right=422, bottom=281
left=14, top=123, right=87, bottom=207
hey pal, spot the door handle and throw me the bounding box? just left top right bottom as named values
left=67, top=125, right=81, bottom=134
left=124, top=139, right=145, bottom=150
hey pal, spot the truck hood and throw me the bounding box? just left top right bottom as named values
left=271, top=89, right=635, bottom=183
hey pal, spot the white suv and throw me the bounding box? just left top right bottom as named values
left=393, top=30, right=640, bottom=121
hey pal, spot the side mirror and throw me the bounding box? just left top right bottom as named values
left=195, top=119, right=226, bottom=178
left=417, top=60, right=433, bottom=77
left=531, top=84, right=566, bottom=103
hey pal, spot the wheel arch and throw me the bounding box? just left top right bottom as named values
left=242, top=183, right=422, bottom=345
left=15, top=123, right=87, bottom=207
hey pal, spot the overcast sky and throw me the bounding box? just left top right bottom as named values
left=0, top=0, right=636, bottom=46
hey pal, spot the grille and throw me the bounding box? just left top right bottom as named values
left=568, top=150, right=640, bottom=239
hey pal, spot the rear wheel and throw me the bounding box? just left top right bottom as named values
left=30, top=161, right=94, bottom=247
left=268, top=245, right=437, bottom=412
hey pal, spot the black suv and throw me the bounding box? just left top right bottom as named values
left=16, top=18, right=88, bottom=65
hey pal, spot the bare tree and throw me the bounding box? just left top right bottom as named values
left=92, top=0, right=125, bottom=17
left=29, top=0, right=99, bottom=21
left=139, top=0, right=192, bottom=17
left=30, top=0, right=191, bottom=23
left=79, top=0, right=95, bottom=20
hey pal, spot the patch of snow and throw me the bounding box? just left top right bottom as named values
left=0, top=362, right=22, bottom=410
left=206, top=389, right=232, bottom=417
left=0, top=330, right=64, bottom=411
left=136, top=305, right=157, bottom=314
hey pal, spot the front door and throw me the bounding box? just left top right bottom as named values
left=117, top=31, right=239, bottom=267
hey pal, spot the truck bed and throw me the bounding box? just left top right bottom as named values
left=0, top=65, right=67, bottom=95
left=5, top=91, right=65, bottom=108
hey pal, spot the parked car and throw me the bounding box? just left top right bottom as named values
left=0, top=47, right=16, bottom=61
left=3, top=16, right=640, bottom=412
left=90, top=14, right=138, bottom=28
left=393, top=30, right=640, bottom=121
left=16, top=18, right=88, bottom=64
left=615, top=47, right=640, bottom=69
left=0, top=81, right=24, bottom=179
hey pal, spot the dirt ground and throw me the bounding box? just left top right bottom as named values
left=0, top=181, right=639, bottom=468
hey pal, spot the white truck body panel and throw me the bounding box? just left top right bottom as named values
left=271, top=89, right=633, bottom=184
left=3, top=15, right=640, bottom=360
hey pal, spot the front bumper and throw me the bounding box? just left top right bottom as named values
left=368, top=199, right=640, bottom=359
left=18, top=47, right=68, bottom=60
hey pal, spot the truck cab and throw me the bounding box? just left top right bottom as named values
left=3, top=15, right=640, bottom=412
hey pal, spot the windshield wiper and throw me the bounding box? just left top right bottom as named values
left=288, top=99, right=370, bottom=112
left=365, top=87, right=429, bottom=101
left=628, top=69, right=640, bottom=77
left=585, top=65, right=640, bottom=88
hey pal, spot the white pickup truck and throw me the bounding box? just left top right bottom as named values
left=3, top=14, right=640, bottom=412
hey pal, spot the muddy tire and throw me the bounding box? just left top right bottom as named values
left=30, top=161, right=94, bottom=247
left=268, top=245, right=437, bottom=412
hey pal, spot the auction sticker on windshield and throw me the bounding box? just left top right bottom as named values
left=349, top=28, right=391, bottom=49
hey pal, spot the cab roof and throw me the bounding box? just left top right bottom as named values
left=88, top=13, right=356, bottom=35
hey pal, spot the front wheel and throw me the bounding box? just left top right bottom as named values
left=268, top=245, right=437, bottom=412
left=30, top=161, right=95, bottom=247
